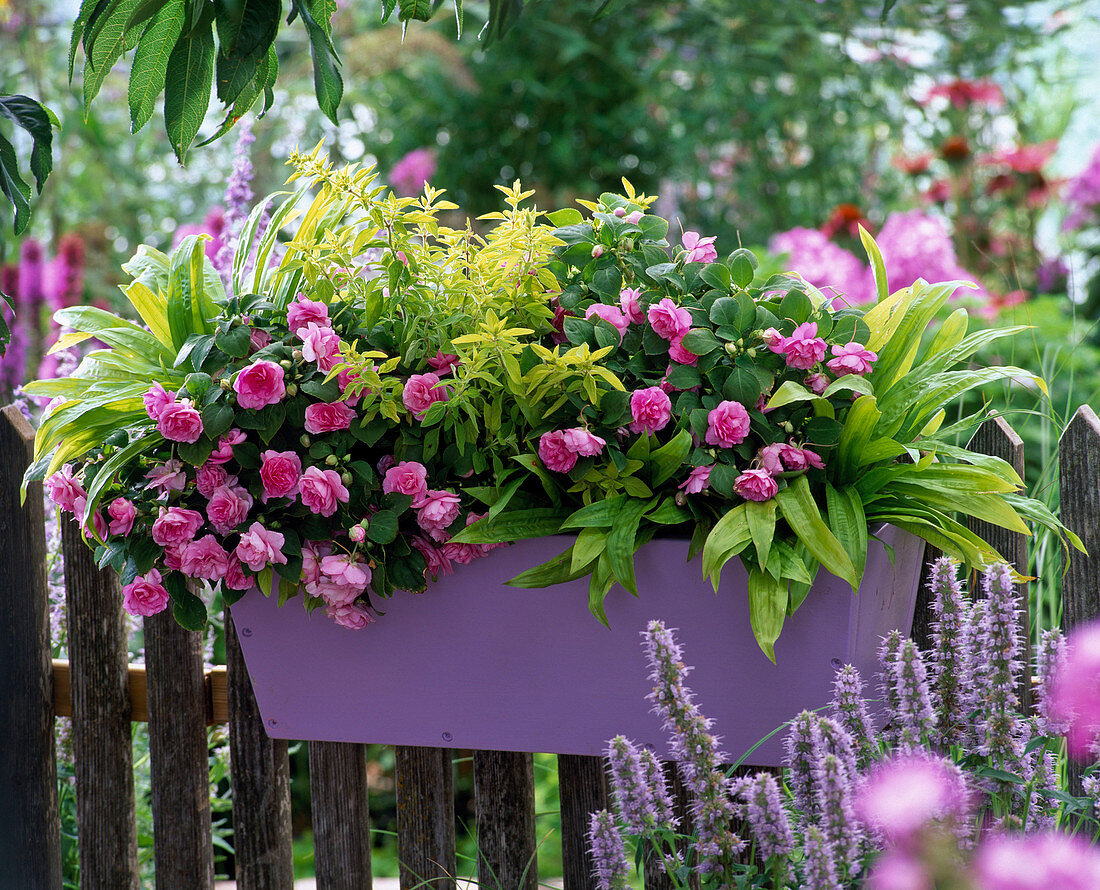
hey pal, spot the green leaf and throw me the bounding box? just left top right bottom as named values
left=214, top=323, right=251, bottom=358
left=779, top=289, right=812, bottom=324
left=0, top=131, right=32, bottom=235
left=571, top=527, right=607, bottom=574
left=128, top=0, right=185, bottom=132
left=648, top=429, right=692, bottom=486
left=0, top=95, right=55, bottom=192
left=165, top=573, right=207, bottom=630
left=214, top=0, right=280, bottom=105
left=606, top=497, right=651, bottom=595
left=729, top=249, right=757, bottom=288
left=546, top=208, right=583, bottom=227
left=587, top=552, right=614, bottom=627
left=450, top=508, right=567, bottom=544
left=680, top=328, right=721, bottom=356
left=560, top=495, right=626, bottom=529
left=859, top=226, right=889, bottom=303
left=702, top=504, right=749, bottom=581
left=164, top=17, right=215, bottom=161
left=505, top=545, right=591, bottom=588
left=744, top=499, right=776, bottom=570
left=775, top=475, right=858, bottom=589
left=83, top=0, right=142, bottom=107
left=201, top=401, right=234, bottom=439
left=366, top=510, right=399, bottom=544
left=825, top=483, right=867, bottom=580
left=480, top=0, right=524, bottom=48
left=698, top=263, right=731, bottom=292
left=748, top=569, right=786, bottom=663
left=293, top=0, right=342, bottom=124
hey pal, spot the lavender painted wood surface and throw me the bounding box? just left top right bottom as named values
left=233, top=528, right=924, bottom=764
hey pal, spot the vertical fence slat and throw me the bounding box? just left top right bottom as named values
left=558, top=754, right=609, bottom=890
left=1060, top=405, right=1100, bottom=793
left=144, top=609, right=214, bottom=889
left=910, top=545, right=943, bottom=652
left=0, top=406, right=60, bottom=889
left=473, top=750, right=538, bottom=890
left=309, top=741, right=373, bottom=890
left=62, top=518, right=139, bottom=889
left=1060, top=404, right=1100, bottom=631
left=226, top=613, right=294, bottom=890
left=395, top=745, right=456, bottom=890
left=965, top=416, right=1031, bottom=711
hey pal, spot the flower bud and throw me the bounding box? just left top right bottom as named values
left=349, top=525, right=366, bottom=543
left=746, top=348, right=757, bottom=358
left=782, top=421, right=794, bottom=433
left=285, top=383, right=298, bottom=397
left=219, top=378, right=231, bottom=391
left=280, top=359, right=292, bottom=369
left=591, top=245, right=604, bottom=258
left=300, top=434, right=311, bottom=448
left=622, top=238, right=635, bottom=251
left=325, top=454, right=338, bottom=467
left=725, top=342, right=738, bottom=356
left=613, top=207, right=626, bottom=218
left=341, top=471, right=353, bottom=486
left=292, top=349, right=304, bottom=362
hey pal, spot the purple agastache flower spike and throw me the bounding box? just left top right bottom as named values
left=736, top=771, right=794, bottom=860
left=975, top=564, right=1024, bottom=761
left=607, top=735, right=660, bottom=833
left=877, top=629, right=903, bottom=744
left=587, top=810, right=630, bottom=890
left=811, top=719, right=862, bottom=878
left=801, top=824, right=841, bottom=890
left=215, top=121, right=258, bottom=287
left=784, top=709, right=818, bottom=822
left=831, top=664, right=877, bottom=766
left=894, top=638, right=936, bottom=750
left=1036, top=627, right=1069, bottom=736
left=638, top=747, right=676, bottom=830
left=643, top=620, right=744, bottom=878
left=929, top=557, right=970, bottom=748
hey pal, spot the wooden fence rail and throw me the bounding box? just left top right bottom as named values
left=2, top=405, right=1097, bottom=889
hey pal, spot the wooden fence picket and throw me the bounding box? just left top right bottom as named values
left=473, top=750, right=538, bottom=890
left=226, top=613, right=295, bottom=889
left=557, top=754, right=609, bottom=890
left=0, top=406, right=60, bottom=889
left=144, top=610, right=215, bottom=889
left=62, top=518, right=139, bottom=888
left=309, top=741, right=374, bottom=889
left=395, top=745, right=457, bottom=890
left=965, top=415, right=1031, bottom=711
left=1059, top=404, right=1100, bottom=793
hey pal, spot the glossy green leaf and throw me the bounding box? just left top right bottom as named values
left=748, top=569, right=786, bottom=663
left=606, top=497, right=651, bottom=595
left=128, top=0, right=185, bottom=132
left=775, top=475, right=858, bottom=589
left=163, top=18, right=214, bottom=162
left=572, top=527, right=607, bottom=574
left=449, top=508, right=568, bottom=544
left=744, top=498, right=776, bottom=570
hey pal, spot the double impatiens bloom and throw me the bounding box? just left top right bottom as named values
left=537, top=291, right=872, bottom=504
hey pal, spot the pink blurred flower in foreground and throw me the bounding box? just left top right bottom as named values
left=973, top=832, right=1100, bottom=890
left=856, top=753, right=971, bottom=845
left=923, top=78, right=1004, bottom=109
left=1051, top=620, right=1100, bottom=757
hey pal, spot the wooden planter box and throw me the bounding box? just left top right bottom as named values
left=231, top=527, right=925, bottom=765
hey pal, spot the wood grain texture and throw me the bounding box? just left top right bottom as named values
left=473, top=750, right=538, bottom=890
left=144, top=609, right=215, bottom=889
left=1059, top=405, right=1100, bottom=794
left=309, top=741, right=373, bottom=890
left=62, top=517, right=139, bottom=889
left=558, top=754, right=609, bottom=890
left=0, top=406, right=61, bottom=889
left=227, top=613, right=294, bottom=890
left=395, top=746, right=456, bottom=890
left=965, top=416, right=1031, bottom=712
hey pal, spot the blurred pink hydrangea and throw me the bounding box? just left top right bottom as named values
left=1064, top=144, right=1100, bottom=231
left=874, top=210, right=986, bottom=300
left=768, top=227, right=874, bottom=306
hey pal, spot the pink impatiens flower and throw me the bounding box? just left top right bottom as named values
left=157, top=400, right=204, bottom=443
left=259, top=450, right=302, bottom=501
left=805, top=372, right=829, bottom=395
left=678, top=466, right=711, bottom=494
left=539, top=431, right=578, bottom=473
left=145, top=459, right=187, bottom=495
left=326, top=601, right=375, bottom=630
left=826, top=342, right=878, bottom=376
left=180, top=535, right=231, bottom=580
left=777, top=443, right=824, bottom=471
left=681, top=231, right=718, bottom=264
left=208, top=428, right=246, bottom=465
left=705, top=400, right=751, bottom=448
left=286, top=295, right=329, bottom=336
left=151, top=506, right=204, bottom=548
left=299, top=467, right=350, bottom=517
left=206, top=484, right=254, bottom=535
left=45, top=465, right=85, bottom=512
left=668, top=334, right=698, bottom=366
left=107, top=498, right=137, bottom=536
left=426, top=350, right=462, bottom=375
left=585, top=303, right=629, bottom=337
left=299, top=322, right=342, bottom=372
left=411, top=535, right=454, bottom=581
left=629, top=386, right=672, bottom=435
left=383, top=461, right=430, bottom=502
left=647, top=298, right=693, bottom=342
left=402, top=372, right=449, bottom=420
left=777, top=322, right=828, bottom=370
left=416, top=489, right=462, bottom=541
left=233, top=360, right=286, bottom=410
left=304, top=401, right=356, bottom=435
left=196, top=463, right=229, bottom=498
left=122, top=569, right=171, bottom=617
left=734, top=468, right=778, bottom=501
left=235, top=522, right=287, bottom=572
left=619, top=287, right=644, bottom=324
left=562, top=428, right=606, bottom=457
left=142, top=382, right=176, bottom=421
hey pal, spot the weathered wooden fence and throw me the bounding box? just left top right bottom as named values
left=2, top=402, right=1098, bottom=889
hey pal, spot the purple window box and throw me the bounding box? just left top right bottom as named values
left=231, top=526, right=925, bottom=765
